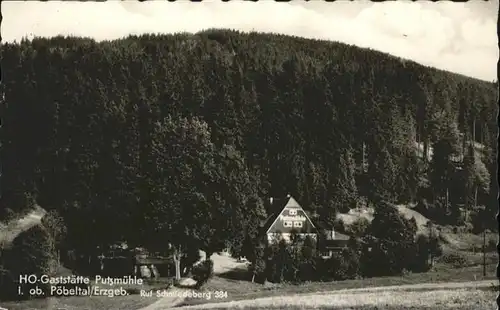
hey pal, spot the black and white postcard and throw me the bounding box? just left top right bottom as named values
left=1, top=1, right=498, bottom=309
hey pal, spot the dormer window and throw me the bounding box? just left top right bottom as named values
left=293, top=221, right=303, bottom=228
left=284, top=221, right=293, bottom=228
left=289, top=209, right=297, bottom=216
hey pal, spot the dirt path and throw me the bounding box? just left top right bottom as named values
left=194, top=250, right=248, bottom=274
left=310, top=279, right=496, bottom=293
left=208, top=251, right=248, bottom=275
left=137, top=251, right=247, bottom=310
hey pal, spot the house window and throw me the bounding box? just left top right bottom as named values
left=289, top=209, right=297, bottom=216
left=284, top=221, right=293, bottom=228
left=321, top=250, right=332, bottom=258
left=293, top=221, right=303, bottom=228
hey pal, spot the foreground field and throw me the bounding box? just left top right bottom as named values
left=1, top=263, right=496, bottom=310
left=176, top=283, right=497, bottom=310
left=178, top=261, right=497, bottom=307
left=0, top=294, right=158, bottom=310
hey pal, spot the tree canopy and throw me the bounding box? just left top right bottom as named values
left=1, top=29, right=497, bottom=257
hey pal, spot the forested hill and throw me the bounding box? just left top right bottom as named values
left=1, top=29, right=497, bottom=253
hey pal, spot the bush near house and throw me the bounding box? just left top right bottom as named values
left=360, top=203, right=423, bottom=278
left=192, top=259, right=214, bottom=288
left=412, top=234, right=443, bottom=272
left=323, top=252, right=350, bottom=281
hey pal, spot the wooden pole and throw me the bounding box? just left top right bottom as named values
left=482, top=229, right=486, bottom=277
left=429, top=222, right=433, bottom=267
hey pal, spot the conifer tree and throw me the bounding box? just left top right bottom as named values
left=462, top=144, right=490, bottom=221
left=429, top=117, right=461, bottom=216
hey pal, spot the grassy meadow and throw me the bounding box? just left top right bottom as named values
left=178, top=260, right=497, bottom=308
left=177, top=287, right=497, bottom=309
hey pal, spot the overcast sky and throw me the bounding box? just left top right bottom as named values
left=2, top=0, right=498, bottom=81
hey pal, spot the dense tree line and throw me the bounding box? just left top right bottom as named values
left=0, top=30, right=497, bottom=276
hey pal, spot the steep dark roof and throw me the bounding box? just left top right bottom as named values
left=260, top=197, right=290, bottom=229
left=260, top=214, right=276, bottom=230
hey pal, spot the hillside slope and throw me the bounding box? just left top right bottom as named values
left=338, top=204, right=497, bottom=253
left=1, top=29, right=497, bottom=259
left=0, top=205, right=47, bottom=247
left=337, top=204, right=428, bottom=233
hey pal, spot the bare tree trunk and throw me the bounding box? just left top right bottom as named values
left=251, top=273, right=256, bottom=283
left=474, top=186, right=478, bottom=209
left=423, top=140, right=428, bottom=163
left=462, top=133, right=467, bottom=163
left=174, top=256, right=181, bottom=281
left=445, top=188, right=449, bottom=214
left=429, top=223, right=433, bottom=267
left=362, top=142, right=366, bottom=172
left=480, top=124, right=484, bottom=144
left=173, top=245, right=182, bottom=282
left=469, top=186, right=478, bottom=222
left=472, top=118, right=476, bottom=143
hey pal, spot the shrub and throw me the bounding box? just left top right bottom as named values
left=325, top=253, right=349, bottom=281
left=248, top=239, right=267, bottom=283
left=0, top=208, right=17, bottom=222
left=332, top=218, right=346, bottom=234
left=0, top=263, right=18, bottom=300
left=283, top=245, right=303, bottom=283
left=263, top=237, right=360, bottom=283
left=487, top=239, right=497, bottom=252
left=182, top=246, right=202, bottom=275
left=192, top=259, right=214, bottom=288
left=41, top=210, right=67, bottom=255
left=438, top=251, right=471, bottom=268
left=298, top=236, right=318, bottom=282
left=264, top=239, right=319, bottom=284
left=0, top=225, right=57, bottom=300
left=320, top=247, right=361, bottom=281
left=342, top=247, right=361, bottom=279
left=347, top=217, right=370, bottom=237
left=360, top=238, right=395, bottom=277
left=464, top=222, right=474, bottom=233
left=11, top=225, right=55, bottom=274
left=249, top=257, right=266, bottom=283
left=361, top=205, right=419, bottom=277
left=412, top=234, right=442, bottom=272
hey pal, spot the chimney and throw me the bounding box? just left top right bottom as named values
left=286, top=194, right=291, bottom=198
left=269, top=197, right=273, bottom=205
